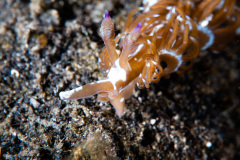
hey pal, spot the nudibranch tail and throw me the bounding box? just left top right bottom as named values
left=60, top=0, right=240, bottom=117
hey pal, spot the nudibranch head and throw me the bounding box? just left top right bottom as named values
left=60, top=11, right=145, bottom=117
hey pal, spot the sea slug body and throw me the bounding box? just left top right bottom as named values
left=59, top=0, right=240, bottom=117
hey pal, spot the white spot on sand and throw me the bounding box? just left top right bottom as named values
left=11, top=69, right=19, bottom=78
left=206, top=141, right=212, bottom=148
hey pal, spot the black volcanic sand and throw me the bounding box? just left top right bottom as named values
left=0, top=0, right=239, bottom=159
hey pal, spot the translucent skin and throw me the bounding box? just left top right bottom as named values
left=60, top=1, right=240, bottom=117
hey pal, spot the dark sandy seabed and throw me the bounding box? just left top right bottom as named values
left=0, top=0, right=240, bottom=159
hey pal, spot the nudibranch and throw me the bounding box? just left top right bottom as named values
left=59, top=0, right=240, bottom=117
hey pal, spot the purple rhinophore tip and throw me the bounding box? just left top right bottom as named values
left=134, top=22, right=142, bottom=30
left=105, top=10, right=110, bottom=19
